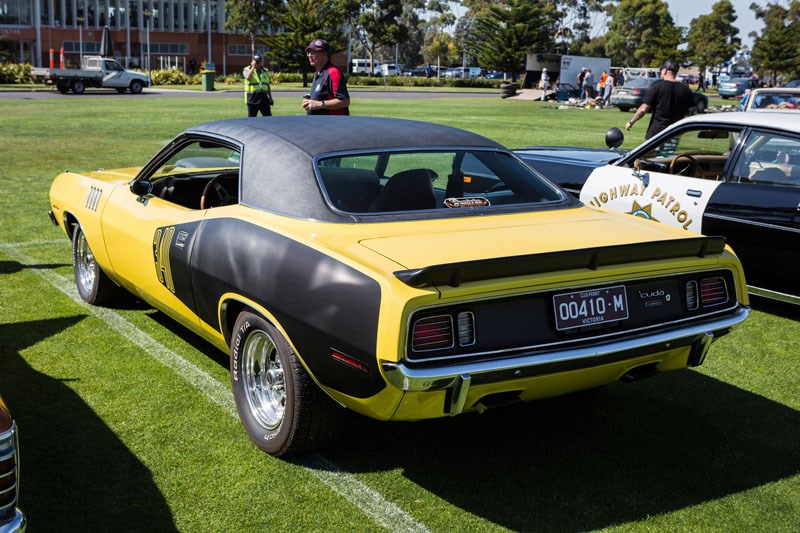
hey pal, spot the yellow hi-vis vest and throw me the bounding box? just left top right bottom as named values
left=243, top=67, right=270, bottom=101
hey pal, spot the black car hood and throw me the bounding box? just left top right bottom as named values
left=514, top=146, right=623, bottom=167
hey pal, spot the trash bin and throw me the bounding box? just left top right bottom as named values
left=201, top=71, right=215, bottom=91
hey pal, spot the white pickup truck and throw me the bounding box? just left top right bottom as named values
left=31, top=56, right=150, bottom=94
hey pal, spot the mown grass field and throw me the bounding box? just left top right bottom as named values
left=1, top=92, right=798, bottom=532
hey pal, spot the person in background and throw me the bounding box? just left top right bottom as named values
left=540, top=67, right=550, bottom=101
left=603, top=71, right=614, bottom=107
left=625, top=59, right=695, bottom=139
left=598, top=70, right=608, bottom=100
left=242, top=54, right=273, bottom=117
left=582, top=68, right=594, bottom=103
left=302, top=38, right=350, bottom=115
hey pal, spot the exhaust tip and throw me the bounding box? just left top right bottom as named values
left=620, top=362, right=659, bottom=384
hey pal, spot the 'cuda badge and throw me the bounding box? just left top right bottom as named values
left=639, top=289, right=671, bottom=308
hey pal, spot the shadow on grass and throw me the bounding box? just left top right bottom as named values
left=323, top=370, right=800, bottom=532
left=0, top=318, right=177, bottom=532
left=0, top=260, right=69, bottom=274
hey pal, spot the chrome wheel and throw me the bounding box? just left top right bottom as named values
left=75, top=230, right=97, bottom=296
left=242, top=330, right=286, bottom=430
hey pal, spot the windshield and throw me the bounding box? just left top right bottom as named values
left=317, top=150, right=565, bottom=214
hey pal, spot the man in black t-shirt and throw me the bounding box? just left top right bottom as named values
left=625, top=60, right=696, bottom=139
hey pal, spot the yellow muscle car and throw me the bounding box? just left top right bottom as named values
left=48, top=116, right=750, bottom=457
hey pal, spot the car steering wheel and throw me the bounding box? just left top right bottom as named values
left=670, top=154, right=701, bottom=177
left=200, top=174, right=236, bottom=209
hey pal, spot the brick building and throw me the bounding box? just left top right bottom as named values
left=0, top=1, right=265, bottom=75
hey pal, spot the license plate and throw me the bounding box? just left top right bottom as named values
left=553, top=285, right=628, bottom=331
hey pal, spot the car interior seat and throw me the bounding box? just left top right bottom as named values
left=750, top=166, right=787, bottom=185
left=369, top=169, right=437, bottom=212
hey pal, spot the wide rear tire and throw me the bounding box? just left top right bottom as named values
left=230, top=312, right=341, bottom=457
left=71, top=80, right=85, bottom=94
left=72, top=224, right=120, bottom=305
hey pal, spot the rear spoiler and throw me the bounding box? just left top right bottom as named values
left=394, top=236, right=726, bottom=288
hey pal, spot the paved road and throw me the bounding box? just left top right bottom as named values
left=0, top=87, right=501, bottom=100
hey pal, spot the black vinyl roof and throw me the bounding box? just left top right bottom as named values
left=189, top=116, right=504, bottom=157
left=186, top=116, right=508, bottom=222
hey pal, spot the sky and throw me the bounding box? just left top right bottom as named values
left=667, top=0, right=768, bottom=47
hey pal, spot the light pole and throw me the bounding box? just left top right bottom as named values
left=77, top=16, right=84, bottom=66
left=143, top=10, right=152, bottom=84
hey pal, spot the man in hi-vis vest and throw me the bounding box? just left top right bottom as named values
left=243, top=54, right=273, bottom=117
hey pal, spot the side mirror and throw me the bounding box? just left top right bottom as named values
left=130, top=179, right=153, bottom=197
left=605, top=127, right=625, bottom=150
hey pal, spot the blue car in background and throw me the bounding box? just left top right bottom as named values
left=718, top=77, right=755, bottom=99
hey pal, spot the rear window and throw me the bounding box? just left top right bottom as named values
left=316, top=150, right=565, bottom=214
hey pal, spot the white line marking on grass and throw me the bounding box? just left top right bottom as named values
left=1, top=241, right=430, bottom=533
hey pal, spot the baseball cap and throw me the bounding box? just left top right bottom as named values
left=306, top=38, right=330, bottom=53
left=542, top=67, right=547, bottom=71
left=253, top=54, right=262, bottom=61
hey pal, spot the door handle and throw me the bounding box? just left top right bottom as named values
left=687, top=189, right=703, bottom=198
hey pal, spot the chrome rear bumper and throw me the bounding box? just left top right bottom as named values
left=382, top=306, right=749, bottom=415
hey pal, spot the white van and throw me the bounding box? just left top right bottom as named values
left=375, top=64, right=404, bottom=76
left=351, top=59, right=372, bottom=74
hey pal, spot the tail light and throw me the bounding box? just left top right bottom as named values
left=411, top=311, right=476, bottom=352
left=412, top=315, right=453, bottom=351
left=632, top=88, right=642, bottom=95
left=456, top=311, right=476, bottom=347
left=686, top=276, right=729, bottom=310
left=0, top=422, right=19, bottom=521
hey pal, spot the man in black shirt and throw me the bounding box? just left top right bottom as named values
left=625, top=60, right=696, bottom=139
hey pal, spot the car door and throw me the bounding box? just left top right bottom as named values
left=702, top=130, right=800, bottom=299
left=101, top=59, right=128, bottom=87
left=101, top=136, right=241, bottom=326
left=582, top=126, right=741, bottom=233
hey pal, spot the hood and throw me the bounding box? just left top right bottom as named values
left=515, top=147, right=622, bottom=167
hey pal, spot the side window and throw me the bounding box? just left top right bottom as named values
left=148, top=140, right=241, bottom=209
left=632, top=128, right=739, bottom=180
left=732, top=132, right=800, bottom=186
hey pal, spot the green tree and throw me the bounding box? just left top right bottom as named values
left=466, top=0, right=559, bottom=81
left=685, top=1, right=740, bottom=75
left=396, top=0, right=426, bottom=67
left=605, top=0, right=683, bottom=67
left=349, top=0, right=409, bottom=71
left=258, top=0, right=349, bottom=84
left=750, top=1, right=800, bottom=81
left=224, top=0, right=284, bottom=53
left=424, top=0, right=456, bottom=77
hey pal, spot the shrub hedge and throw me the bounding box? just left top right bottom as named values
left=0, top=62, right=32, bottom=84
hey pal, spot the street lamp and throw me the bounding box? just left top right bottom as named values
left=77, top=16, right=84, bottom=66
left=143, top=10, right=152, bottom=84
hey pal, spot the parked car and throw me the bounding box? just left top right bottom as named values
left=743, top=88, right=800, bottom=111
left=0, top=394, right=25, bottom=532
left=718, top=77, right=755, bottom=99
left=784, top=79, right=800, bottom=88
left=612, top=78, right=708, bottom=112
left=374, top=63, right=404, bottom=76
left=445, top=67, right=480, bottom=79
left=48, top=116, right=749, bottom=457
left=517, top=112, right=800, bottom=304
